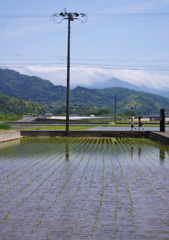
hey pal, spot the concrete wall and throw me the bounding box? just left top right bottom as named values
left=0, top=131, right=22, bottom=143
left=147, top=132, right=169, bottom=146
left=1, top=130, right=168, bottom=146
left=20, top=130, right=169, bottom=146
left=20, top=130, right=147, bottom=138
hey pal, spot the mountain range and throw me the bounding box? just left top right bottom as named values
left=0, top=68, right=169, bottom=116
left=86, top=78, right=169, bottom=99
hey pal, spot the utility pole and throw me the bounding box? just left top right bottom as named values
left=51, top=9, right=87, bottom=136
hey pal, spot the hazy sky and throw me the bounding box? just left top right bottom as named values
left=0, top=0, right=169, bottom=91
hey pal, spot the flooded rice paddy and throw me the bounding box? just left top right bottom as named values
left=0, top=137, right=169, bottom=240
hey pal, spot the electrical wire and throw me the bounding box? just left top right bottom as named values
left=0, top=53, right=169, bottom=63
left=87, top=13, right=169, bottom=17
left=0, top=13, right=169, bottom=18
left=1, top=53, right=169, bottom=71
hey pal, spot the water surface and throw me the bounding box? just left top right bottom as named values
left=0, top=137, right=169, bottom=239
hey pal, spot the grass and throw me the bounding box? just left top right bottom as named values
left=13, top=125, right=100, bottom=130
left=0, top=123, right=11, bottom=130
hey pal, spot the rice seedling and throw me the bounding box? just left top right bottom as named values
left=68, top=139, right=102, bottom=237
left=9, top=138, right=86, bottom=233
left=122, top=138, right=167, bottom=206
left=27, top=138, right=94, bottom=235
left=1, top=137, right=169, bottom=239
left=108, top=138, right=119, bottom=225
left=112, top=138, right=135, bottom=225
left=92, top=138, right=106, bottom=233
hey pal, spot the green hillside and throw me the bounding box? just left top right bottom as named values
left=0, top=68, right=169, bottom=115
left=0, top=93, right=44, bottom=117
left=0, top=68, right=66, bottom=110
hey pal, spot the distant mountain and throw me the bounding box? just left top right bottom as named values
left=71, top=86, right=169, bottom=115
left=0, top=68, right=169, bottom=115
left=86, top=78, right=169, bottom=98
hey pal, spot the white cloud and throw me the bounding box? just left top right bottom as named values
left=15, top=65, right=169, bottom=92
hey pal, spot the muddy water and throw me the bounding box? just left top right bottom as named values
left=0, top=137, right=169, bottom=240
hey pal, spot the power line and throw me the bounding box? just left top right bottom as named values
left=0, top=55, right=169, bottom=63
left=0, top=13, right=169, bottom=18
left=87, top=13, right=169, bottom=17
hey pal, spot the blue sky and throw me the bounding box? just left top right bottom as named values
left=0, top=0, right=169, bottom=91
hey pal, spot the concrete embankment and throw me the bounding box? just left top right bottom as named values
left=20, top=130, right=169, bottom=146
left=0, top=131, right=22, bottom=143
left=0, top=130, right=169, bottom=146
left=20, top=130, right=147, bottom=138
left=148, top=131, right=169, bottom=146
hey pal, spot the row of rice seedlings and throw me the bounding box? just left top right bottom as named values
left=9, top=138, right=87, bottom=233
left=2, top=138, right=78, bottom=219
left=117, top=139, right=135, bottom=223
left=92, top=138, right=106, bottom=234
left=134, top=138, right=169, bottom=170
left=47, top=138, right=100, bottom=239
left=118, top=138, right=169, bottom=236
left=129, top=138, right=168, bottom=177
left=130, top=138, right=169, bottom=199
left=27, top=137, right=94, bottom=236
left=0, top=142, right=48, bottom=182
left=0, top=138, right=63, bottom=184
left=122, top=138, right=166, bottom=205
left=3, top=153, right=66, bottom=221
left=113, top=138, right=135, bottom=225
left=1, top=141, right=68, bottom=200
left=141, top=137, right=169, bottom=158
left=117, top=138, right=150, bottom=202
left=0, top=142, right=32, bottom=162
left=133, top=138, right=169, bottom=168
left=71, top=138, right=97, bottom=200
left=107, top=138, right=119, bottom=232
left=3, top=137, right=85, bottom=223
left=67, top=138, right=103, bottom=238
left=0, top=144, right=61, bottom=190
left=29, top=137, right=89, bottom=208
left=132, top=138, right=169, bottom=234
left=0, top=140, right=51, bottom=177
left=134, top=138, right=169, bottom=178
left=28, top=138, right=90, bottom=233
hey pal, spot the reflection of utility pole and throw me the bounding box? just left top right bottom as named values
left=65, top=142, right=69, bottom=161
left=159, top=148, right=165, bottom=164
left=51, top=9, right=87, bottom=136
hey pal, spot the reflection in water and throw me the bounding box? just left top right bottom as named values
left=159, top=148, right=165, bottom=164
left=138, top=147, right=142, bottom=157
left=130, top=146, right=134, bottom=159
left=0, top=139, right=21, bottom=149
left=1, top=137, right=169, bottom=239
left=130, top=145, right=142, bottom=159
left=65, top=142, right=69, bottom=161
